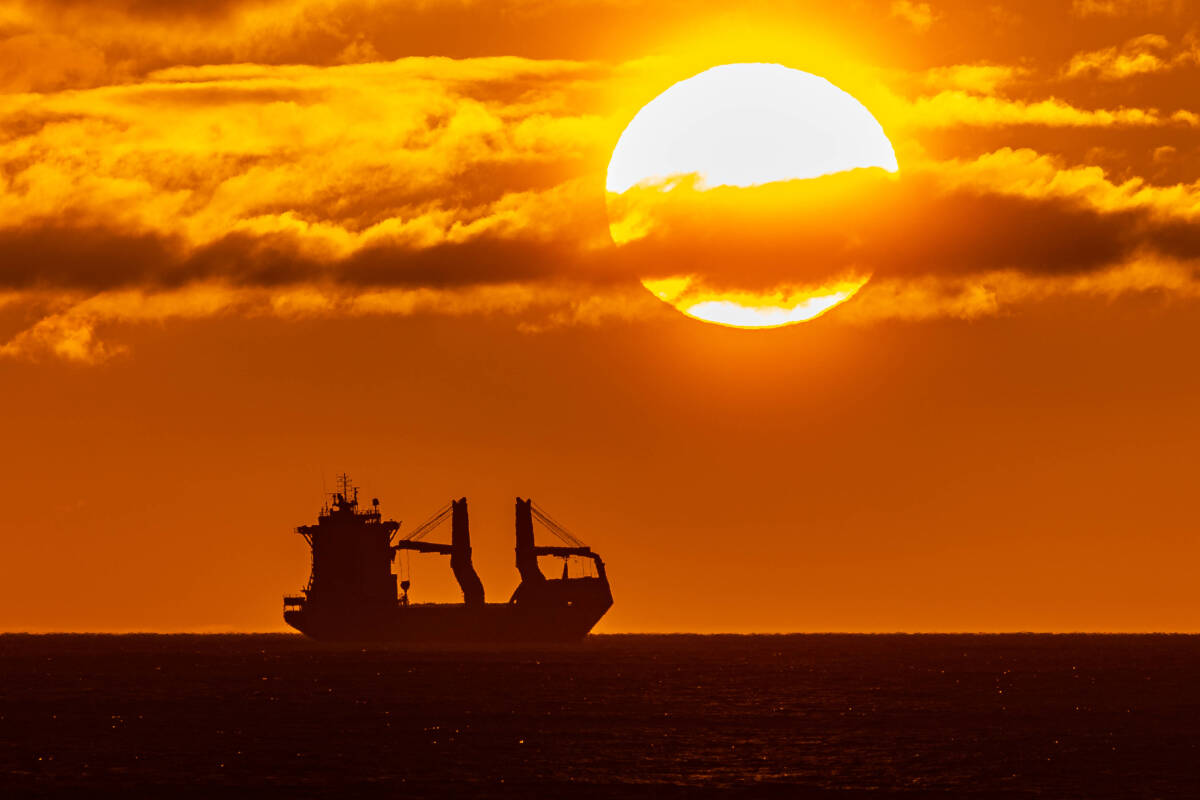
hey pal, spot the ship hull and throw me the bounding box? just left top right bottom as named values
left=285, top=597, right=610, bottom=643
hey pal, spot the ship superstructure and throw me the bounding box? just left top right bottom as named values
left=283, top=476, right=613, bottom=642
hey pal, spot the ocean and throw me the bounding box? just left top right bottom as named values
left=1, top=634, right=1197, bottom=798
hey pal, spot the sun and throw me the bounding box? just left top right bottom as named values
left=606, top=63, right=897, bottom=328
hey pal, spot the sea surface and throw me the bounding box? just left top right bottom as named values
left=1, top=634, right=1197, bottom=798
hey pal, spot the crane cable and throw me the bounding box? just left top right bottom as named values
left=401, top=502, right=453, bottom=542
left=530, top=502, right=588, bottom=548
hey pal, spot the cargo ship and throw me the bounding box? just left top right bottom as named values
left=283, top=476, right=613, bottom=642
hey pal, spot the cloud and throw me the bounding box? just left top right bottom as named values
left=1071, top=0, right=1183, bottom=17
left=3, top=3, right=1200, bottom=359
left=0, top=51, right=642, bottom=358
left=0, top=281, right=661, bottom=363
left=842, top=257, right=1200, bottom=322
left=604, top=148, right=1200, bottom=326
left=882, top=55, right=1197, bottom=131
left=0, top=33, right=113, bottom=92
left=891, top=1, right=938, bottom=33
left=0, top=55, right=614, bottom=278
left=920, top=63, right=1028, bottom=95
left=24, top=132, right=1200, bottom=297
left=0, top=0, right=401, bottom=90
left=1065, top=33, right=1198, bottom=80
left=0, top=0, right=612, bottom=91
left=7, top=142, right=1200, bottom=360
left=892, top=90, right=1197, bottom=129
left=609, top=162, right=1199, bottom=286
left=931, top=147, right=1200, bottom=220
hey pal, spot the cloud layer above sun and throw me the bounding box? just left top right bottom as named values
left=1, top=0, right=1199, bottom=359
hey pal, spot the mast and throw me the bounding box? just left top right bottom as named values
left=514, top=497, right=545, bottom=584
left=450, top=498, right=485, bottom=606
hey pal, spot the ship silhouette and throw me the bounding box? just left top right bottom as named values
left=283, top=475, right=613, bottom=642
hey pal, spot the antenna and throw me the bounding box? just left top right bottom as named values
left=336, top=473, right=353, bottom=502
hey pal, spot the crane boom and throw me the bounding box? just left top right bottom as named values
left=392, top=498, right=484, bottom=605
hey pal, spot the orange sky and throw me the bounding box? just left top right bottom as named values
left=2, top=0, right=1199, bottom=632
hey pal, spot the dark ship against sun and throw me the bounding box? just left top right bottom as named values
left=283, top=476, right=613, bottom=642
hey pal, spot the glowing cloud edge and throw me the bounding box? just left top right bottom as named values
left=642, top=274, right=872, bottom=328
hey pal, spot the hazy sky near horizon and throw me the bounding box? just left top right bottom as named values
left=2, top=0, right=1199, bottom=632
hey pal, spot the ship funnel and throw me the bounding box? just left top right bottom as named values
left=451, top=498, right=485, bottom=606
left=514, top=497, right=546, bottom=584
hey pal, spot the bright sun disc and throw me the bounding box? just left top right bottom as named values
left=607, top=63, right=897, bottom=328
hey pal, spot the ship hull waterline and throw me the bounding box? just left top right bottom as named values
left=285, top=598, right=610, bottom=643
